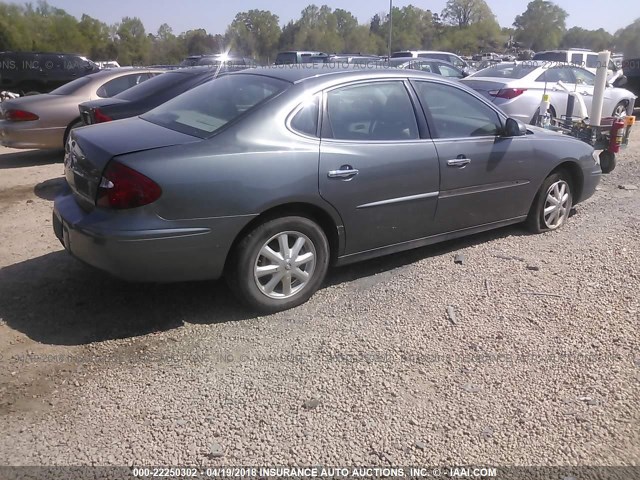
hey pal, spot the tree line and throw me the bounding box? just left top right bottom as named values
left=1, top=0, right=639, bottom=65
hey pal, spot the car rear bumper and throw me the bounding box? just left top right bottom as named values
left=53, top=191, right=254, bottom=283
left=0, top=121, right=65, bottom=149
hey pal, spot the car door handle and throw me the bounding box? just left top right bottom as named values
left=447, top=158, right=471, bottom=167
left=328, top=167, right=359, bottom=179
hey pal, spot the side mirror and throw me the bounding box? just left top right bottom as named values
left=612, top=75, right=627, bottom=88
left=504, top=117, right=527, bottom=137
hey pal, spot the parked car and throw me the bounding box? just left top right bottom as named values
left=196, top=55, right=259, bottom=68
left=0, top=68, right=165, bottom=149
left=96, top=61, right=121, bottom=69
left=385, top=58, right=467, bottom=78
left=55, top=66, right=607, bottom=312
left=275, top=51, right=329, bottom=65
left=532, top=49, right=619, bottom=79
left=461, top=61, right=636, bottom=125
left=327, top=54, right=380, bottom=65
left=0, top=51, right=100, bottom=94
left=391, top=50, right=475, bottom=75
left=78, top=65, right=246, bottom=125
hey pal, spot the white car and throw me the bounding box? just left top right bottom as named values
left=461, top=61, right=636, bottom=125
left=532, top=49, right=619, bottom=79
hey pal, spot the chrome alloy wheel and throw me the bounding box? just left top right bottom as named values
left=543, top=180, right=570, bottom=229
left=253, top=231, right=316, bottom=299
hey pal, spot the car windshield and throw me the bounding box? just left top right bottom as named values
left=142, top=74, right=288, bottom=138
left=472, top=63, right=537, bottom=79
left=115, top=72, right=189, bottom=101
left=49, top=76, right=92, bottom=95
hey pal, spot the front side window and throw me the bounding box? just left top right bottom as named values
left=142, top=74, right=288, bottom=138
left=325, top=82, right=419, bottom=141
left=437, top=64, right=463, bottom=78
left=413, top=81, right=502, bottom=138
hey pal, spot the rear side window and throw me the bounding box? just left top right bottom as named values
left=142, top=74, right=288, bottom=138
left=437, top=64, right=463, bottom=78
left=325, top=81, right=419, bottom=141
left=290, top=95, right=320, bottom=137
left=570, top=53, right=583, bottom=65
left=96, top=73, right=152, bottom=98
left=413, top=81, right=502, bottom=139
left=536, top=67, right=574, bottom=83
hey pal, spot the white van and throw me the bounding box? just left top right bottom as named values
left=532, top=49, right=618, bottom=79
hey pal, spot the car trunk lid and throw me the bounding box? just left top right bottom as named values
left=64, top=117, right=199, bottom=210
left=460, top=79, right=509, bottom=102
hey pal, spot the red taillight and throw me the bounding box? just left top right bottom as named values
left=96, top=161, right=161, bottom=209
left=5, top=109, right=39, bottom=121
left=488, top=88, right=527, bottom=100
left=93, top=108, right=112, bottom=123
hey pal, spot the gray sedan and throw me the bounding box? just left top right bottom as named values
left=54, top=66, right=605, bottom=312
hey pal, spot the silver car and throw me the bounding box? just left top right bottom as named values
left=54, top=66, right=605, bottom=312
left=0, top=68, right=164, bottom=149
left=461, top=61, right=636, bottom=124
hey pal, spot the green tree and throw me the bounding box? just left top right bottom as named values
left=116, top=17, right=151, bottom=65
left=226, top=10, right=281, bottom=61
left=442, top=0, right=495, bottom=28
left=179, top=29, right=221, bottom=55
left=513, top=0, right=567, bottom=51
left=615, top=18, right=640, bottom=59
left=561, top=27, right=613, bottom=51
left=379, top=5, right=436, bottom=52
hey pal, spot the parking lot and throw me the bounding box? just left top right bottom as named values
left=0, top=135, right=638, bottom=466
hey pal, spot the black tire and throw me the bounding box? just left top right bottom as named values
left=226, top=216, right=330, bottom=313
left=63, top=119, right=83, bottom=147
left=525, top=171, right=573, bottom=233
left=612, top=101, right=628, bottom=118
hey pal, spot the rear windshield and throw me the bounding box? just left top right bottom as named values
left=115, top=72, right=192, bottom=101
left=532, top=52, right=566, bottom=62
left=49, top=76, right=92, bottom=95
left=472, top=63, right=537, bottom=79
left=142, top=74, right=288, bottom=138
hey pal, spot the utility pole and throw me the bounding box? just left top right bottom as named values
left=388, top=0, right=393, bottom=60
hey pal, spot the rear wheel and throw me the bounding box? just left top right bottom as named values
left=63, top=119, right=83, bottom=147
left=526, top=172, right=573, bottom=233
left=226, top=216, right=330, bottom=313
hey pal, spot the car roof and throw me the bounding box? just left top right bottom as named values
left=228, top=64, right=454, bottom=86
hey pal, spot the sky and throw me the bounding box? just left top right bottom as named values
left=19, top=0, right=640, bottom=36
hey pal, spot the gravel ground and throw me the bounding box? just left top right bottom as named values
left=0, top=130, right=638, bottom=468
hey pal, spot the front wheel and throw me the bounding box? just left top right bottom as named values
left=612, top=101, right=628, bottom=118
left=526, top=172, right=573, bottom=233
left=226, top=216, right=330, bottom=313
